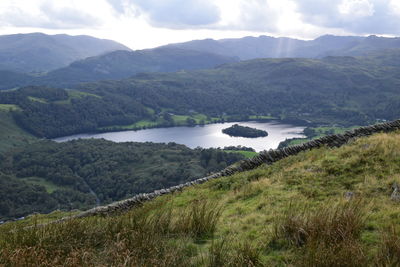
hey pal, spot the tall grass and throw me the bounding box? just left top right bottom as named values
left=272, top=200, right=367, bottom=266
left=174, top=200, right=222, bottom=240
left=205, top=238, right=262, bottom=267
left=376, top=225, right=400, bottom=266
left=0, top=200, right=221, bottom=266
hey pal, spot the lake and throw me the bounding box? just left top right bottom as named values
left=54, top=121, right=306, bottom=152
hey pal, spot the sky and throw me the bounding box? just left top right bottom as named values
left=0, top=0, right=399, bottom=50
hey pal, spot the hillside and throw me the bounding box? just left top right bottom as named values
left=0, top=138, right=243, bottom=220
left=2, top=126, right=400, bottom=266
left=0, top=47, right=238, bottom=90
left=78, top=50, right=400, bottom=125
left=163, top=34, right=400, bottom=60
left=39, top=47, right=238, bottom=87
left=0, top=33, right=130, bottom=72
left=0, top=110, right=36, bottom=153
left=2, top=50, right=400, bottom=138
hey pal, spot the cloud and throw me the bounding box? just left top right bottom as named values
left=108, top=0, right=221, bottom=29
left=40, top=1, right=101, bottom=29
left=0, top=0, right=101, bottom=29
left=294, top=0, right=400, bottom=35
left=228, top=0, right=280, bottom=32
left=106, top=0, right=126, bottom=14
left=338, top=0, right=374, bottom=17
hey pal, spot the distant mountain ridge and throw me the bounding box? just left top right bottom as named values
left=0, top=47, right=238, bottom=89
left=162, top=34, right=400, bottom=59
left=40, top=47, right=238, bottom=87
left=0, top=33, right=131, bottom=72
left=1, top=33, right=400, bottom=90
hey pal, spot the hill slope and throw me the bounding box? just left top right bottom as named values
left=163, top=34, right=400, bottom=60
left=2, top=50, right=400, bottom=138
left=0, top=33, right=130, bottom=72
left=0, top=110, right=36, bottom=153
left=39, top=47, right=238, bottom=87
left=0, top=47, right=238, bottom=89
left=0, top=139, right=243, bottom=220
left=2, top=128, right=400, bottom=266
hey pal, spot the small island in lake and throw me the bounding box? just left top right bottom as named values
left=222, top=124, right=268, bottom=138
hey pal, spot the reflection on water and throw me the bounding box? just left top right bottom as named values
left=54, top=121, right=306, bottom=152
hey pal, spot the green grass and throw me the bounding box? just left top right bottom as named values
left=55, top=90, right=102, bottom=104
left=98, top=113, right=220, bottom=131
left=171, top=114, right=218, bottom=125
left=0, top=111, right=36, bottom=154
left=20, top=177, right=65, bottom=193
left=248, top=115, right=276, bottom=120
left=99, top=119, right=160, bottom=130
left=0, top=104, right=21, bottom=112
left=28, top=96, right=48, bottom=104
left=67, top=90, right=101, bottom=99
left=313, top=126, right=359, bottom=136
left=3, top=131, right=400, bottom=265
left=172, top=114, right=191, bottom=123
left=282, top=126, right=359, bottom=147
left=224, top=150, right=258, bottom=158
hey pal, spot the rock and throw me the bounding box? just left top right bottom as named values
left=391, top=182, right=400, bottom=201
left=344, top=191, right=355, bottom=200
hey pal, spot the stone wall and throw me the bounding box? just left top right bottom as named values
left=59, top=119, right=400, bottom=222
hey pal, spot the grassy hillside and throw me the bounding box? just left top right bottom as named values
left=0, top=110, right=36, bottom=154
left=2, top=131, right=400, bottom=266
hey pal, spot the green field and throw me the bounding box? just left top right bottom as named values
left=0, top=111, right=36, bottom=153
left=21, top=177, right=65, bottom=193
left=55, top=90, right=102, bottom=104
left=0, top=104, right=20, bottom=112
left=99, top=113, right=220, bottom=131
left=281, top=125, right=359, bottom=147
left=224, top=150, right=258, bottom=158
left=248, top=115, right=275, bottom=120
left=67, top=90, right=101, bottom=99
left=28, top=96, right=48, bottom=103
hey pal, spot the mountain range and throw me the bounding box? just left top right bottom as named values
left=2, top=34, right=400, bottom=89
left=0, top=32, right=130, bottom=72
left=163, top=34, right=400, bottom=59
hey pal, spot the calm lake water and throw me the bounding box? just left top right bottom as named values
left=54, top=121, right=306, bottom=152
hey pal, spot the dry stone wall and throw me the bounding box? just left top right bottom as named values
left=60, top=119, right=400, bottom=221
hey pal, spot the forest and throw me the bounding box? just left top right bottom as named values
left=1, top=50, right=400, bottom=138
left=0, top=139, right=244, bottom=220
left=222, top=124, right=268, bottom=138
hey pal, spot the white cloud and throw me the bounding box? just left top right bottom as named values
left=338, top=0, right=375, bottom=17
left=0, top=0, right=103, bottom=29
left=294, top=0, right=400, bottom=35
left=109, top=0, right=221, bottom=29
left=390, top=0, right=400, bottom=15
left=0, top=0, right=399, bottom=49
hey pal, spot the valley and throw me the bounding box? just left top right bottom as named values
left=53, top=121, right=305, bottom=152
left=1, top=29, right=400, bottom=266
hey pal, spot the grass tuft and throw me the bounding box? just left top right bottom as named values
left=272, top=200, right=367, bottom=266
